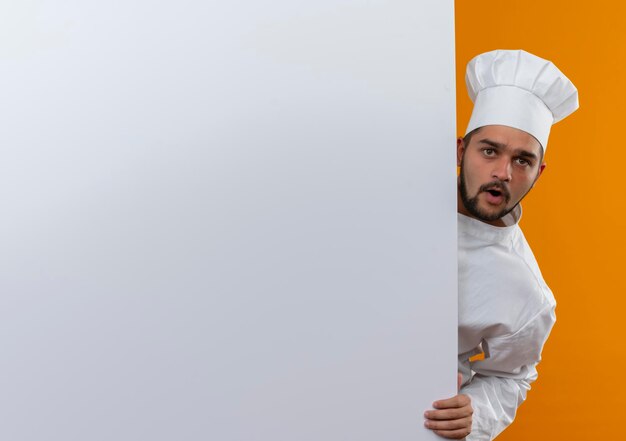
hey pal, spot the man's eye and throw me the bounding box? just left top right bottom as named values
left=516, top=158, right=529, bottom=166
left=483, top=149, right=495, bottom=156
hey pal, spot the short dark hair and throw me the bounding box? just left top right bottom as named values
left=462, top=127, right=482, bottom=147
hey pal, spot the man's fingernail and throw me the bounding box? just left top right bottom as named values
left=432, top=402, right=438, bottom=408
left=424, top=411, right=430, bottom=418
left=424, top=421, right=430, bottom=428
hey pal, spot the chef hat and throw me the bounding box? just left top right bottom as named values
left=465, top=49, right=579, bottom=151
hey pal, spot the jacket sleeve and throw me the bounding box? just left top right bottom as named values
left=461, top=304, right=556, bottom=441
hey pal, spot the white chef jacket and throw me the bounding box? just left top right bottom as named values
left=458, top=207, right=556, bottom=441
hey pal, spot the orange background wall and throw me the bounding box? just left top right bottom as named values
left=455, top=1, right=626, bottom=440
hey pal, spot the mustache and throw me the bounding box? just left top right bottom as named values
left=479, top=180, right=511, bottom=200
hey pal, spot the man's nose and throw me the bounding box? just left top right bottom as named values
left=491, top=158, right=512, bottom=182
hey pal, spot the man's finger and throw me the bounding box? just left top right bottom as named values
left=424, top=407, right=473, bottom=421
left=433, top=428, right=472, bottom=440
left=425, top=416, right=472, bottom=432
left=433, top=394, right=471, bottom=409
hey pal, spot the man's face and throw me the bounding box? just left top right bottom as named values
left=457, top=125, right=546, bottom=224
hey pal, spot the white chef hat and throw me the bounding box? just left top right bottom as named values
left=465, top=49, right=579, bottom=151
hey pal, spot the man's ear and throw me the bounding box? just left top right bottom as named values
left=456, top=137, right=465, bottom=166
left=532, top=163, right=547, bottom=187
left=538, top=162, right=546, bottom=177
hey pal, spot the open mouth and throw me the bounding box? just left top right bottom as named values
left=477, top=181, right=510, bottom=205
left=482, top=186, right=508, bottom=205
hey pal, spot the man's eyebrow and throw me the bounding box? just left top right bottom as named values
left=478, top=138, right=539, bottom=161
left=514, top=150, right=539, bottom=161
left=477, top=139, right=506, bottom=149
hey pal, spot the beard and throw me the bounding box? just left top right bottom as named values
left=459, top=158, right=518, bottom=222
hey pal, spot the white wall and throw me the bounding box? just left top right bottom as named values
left=0, top=1, right=457, bottom=440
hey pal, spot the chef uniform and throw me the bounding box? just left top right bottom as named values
left=457, top=50, right=579, bottom=440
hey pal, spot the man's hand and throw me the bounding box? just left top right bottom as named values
left=423, top=374, right=473, bottom=439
